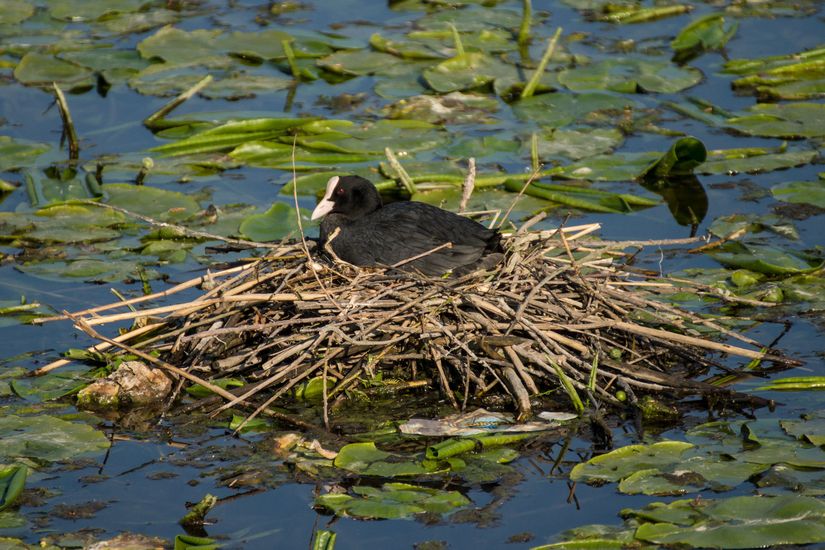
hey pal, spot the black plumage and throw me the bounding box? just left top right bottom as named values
left=311, top=175, right=503, bottom=276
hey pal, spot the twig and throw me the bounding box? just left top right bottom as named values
left=52, top=83, right=79, bottom=160
left=384, top=148, right=417, bottom=196
left=144, top=75, right=213, bottom=130
left=459, top=158, right=475, bottom=214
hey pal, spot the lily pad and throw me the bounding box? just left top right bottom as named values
left=512, top=92, right=634, bottom=128
left=558, top=58, right=703, bottom=94
left=727, top=103, right=825, bottom=139
left=571, top=441, right=694, bottom=484
left=627, top=495, right=825, bottom=548
left=0, top=415, right=109, bottom=462
left=13, top=52, right=94, bottom=88
left=423, top=52, right=518, bottom=93
left=772, top=180, right=825, bottom=209
left=103, top=183, right=200, bottom=222
left=332, top=442, right=434, bottom=477
left=316, top=482, right=469, bottom=519
left=534, top=128, right=625, bottom=160
left=45, top=0, right=149, bottom=22
left=700, top=149, right=816, bottom=175
left=708, top=242, right=824, bottom=276
left=238, top=203, right=308, bottom=242
left=0, top=0, right=34, bottom=25
left=0, top=136, right=49, bottom=172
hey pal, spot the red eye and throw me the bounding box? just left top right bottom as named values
left=336, top=187, right=345, bottom=196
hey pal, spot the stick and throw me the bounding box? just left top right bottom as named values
left=53, top=83, right=79, bottom=160
left=144, top=75, right=213, bottom=130
left=384, top=148, right=417, bottom=196
left=459, top=158, right=475, bottom=214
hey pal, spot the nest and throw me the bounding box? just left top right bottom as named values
left=37, top=222, right=793, bottom=430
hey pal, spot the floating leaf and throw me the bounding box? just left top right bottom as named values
left=772, top=180, right=825, bottom=209
left=45, top=0, right=149, bottom=21
left=727, top=103, right=825, bottom=139
left=384, top=92, right=499, bottom=124
left=13, top=52, right=94, bottom=88
left=0, top=0, right=34, bottom=25
left=708, top=242, right=824, bottom=276
left=512, top=92, right=634, bottom=128
left=318, top=50, right=404, bottom=76
left=570, top=441, right=694, bottom=484
left=0, top=415, right=109, bottom=462
left=103, top=183, right=200, bottom=222
left=628, top=496, right=825, bottom=548
left=0, top=136, right=50, bottom=172
left=638, top=136, right=707, bottom=181
left=0, top=465, right=26, bottom=512
left=597, top=4, right=691, bottom=23
left=671, top=14, right=738, bottom=63
left=333, top=442, right=434, bottom=477
left=558, top=58, right=702, bottom=93
left=316, top=482, right=469, bottom=519
left=534, top=128, right=625, bottom=160
left=423, top=52, right=517, bottom=93
left=238, top=202, right=308, bottom=242
left=701, top=149, right=816, bottom=175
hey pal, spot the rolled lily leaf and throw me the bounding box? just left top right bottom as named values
left=507, top=180, right=659, bottom=213
left=0, top=465, right=27, bottom=512
left=638, top=136, right=707, bottom=183
left=671, top=14, right=738, bottom=63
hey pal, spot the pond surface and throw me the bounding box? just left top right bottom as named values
left=1, top=0, right=824, bottom=548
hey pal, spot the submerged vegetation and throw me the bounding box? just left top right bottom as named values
left=0, top=0, right=824, bottom=547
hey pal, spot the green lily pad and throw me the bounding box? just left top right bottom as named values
left=534, top=128, right=625, bottom=160
left=333, top=442, right=434, bottom=477
left=727, top=102, right=825, bottom=139
left=0, top=136, right=49, bottom=172
left=318, top=50, right=404, bottom=76
left=571, top=441, right=694, bottom=484
left=618, top=456, right=769, bottom=496
left=423, top=52, right=518, bottom=93
left=316, top=482, right=469, bottom=519
left=384, top=92, right=499, bottom=124
left=628, top=495, right=825, bottom=548
left=671, top=14, right=738, bottom=63
left=45, top=0, right=149, bottom=21
left=17, top=257, right=157, bottom=283
left=0, top=0, right=34, bottom=25
left=0, top=415, right=110, bottom=462
left=10, top=365, right=91, bottom=402
left=103, top=183, right=200, bottom=222
left=238, top=202, right=308, bottom=242
left=555, top=152, right=660, bottom=181
left=708, top=213, right=798, bottom=241
left=701, top=149, right=816, bottom=175
left=98, top=9, right=179, bottom=35
left=772, top=180, right=825, bottom=209
left=512, top=92, right=634, bottom=128
left=708, top=242, right=824, bottom=276
left=13, top=52, right=94, bottom=88
left=558, top=58, right=702, bottom=94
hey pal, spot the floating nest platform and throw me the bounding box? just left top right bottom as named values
left=38, top=223, right=794, bottom=430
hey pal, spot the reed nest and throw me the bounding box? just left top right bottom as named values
left=38, top=222, right=794, bottom=430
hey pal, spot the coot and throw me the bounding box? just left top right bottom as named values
left=311, top=175, right=503, bottom=276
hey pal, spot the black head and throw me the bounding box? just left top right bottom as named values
left=311, top=175, right=383, bottom=221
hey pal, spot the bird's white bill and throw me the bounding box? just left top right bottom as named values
left=311, top=198, right=335, bottom=220
left=311, top=176, right=339, bottom=220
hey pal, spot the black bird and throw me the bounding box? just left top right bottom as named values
left=311, top=175, right=503, bottom=276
